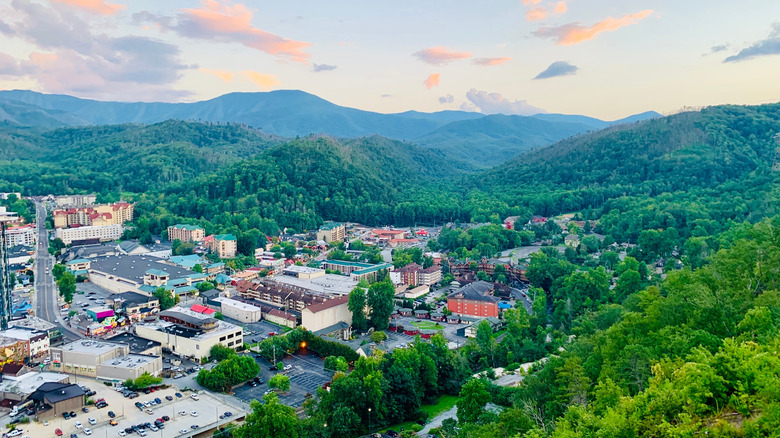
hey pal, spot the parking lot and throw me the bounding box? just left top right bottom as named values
left=21, top=379, right=247, bottom=438
left=233, top=351, right=332, bottom=409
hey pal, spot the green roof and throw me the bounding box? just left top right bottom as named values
left=173, top=286, right=197, bottom=295
left=66, top=259, right=91, bottom=265
left=145, top=269, right=169, bottom=277
left=319, top=222, right=343, bottom=231
left=324, top=260, right=373, bottom=268
left=214, top=234, right=236, bottom=241
left=139, top=285, right=156, bottom=293
left=352, top=263, right=393, bottom=276
left=172, top=224, right=204, bottom=231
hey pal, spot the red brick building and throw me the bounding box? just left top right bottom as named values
left=447, top=281, right=499, bottom=318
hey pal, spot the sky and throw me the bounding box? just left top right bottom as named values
left=1, top=0, right=780, bottom=120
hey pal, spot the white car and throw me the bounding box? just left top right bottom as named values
left=75, top=421, right=83, bottom=429
left=283, top=365, right=292, bottom=371
left=118, top=431, right=126, bottom=437
left=88, top=417, right=96, bottom=425
left=149, top=426, right=158, bottom=432
left=178, top=410, right=187, bottom=416
left=179, top=430, right=188, bottom=434
left=191, top=411, right=198, bottom=417
left=84, top=428, right=92, bottom=436
left=7, top=431, right=23, bottom=437
left=190, top=394, right=199, bottom=400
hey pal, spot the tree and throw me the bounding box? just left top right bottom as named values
left=210, top=344, right=236, bottom=361
left=269, top=374, right=291, bottom=393
left=232, top=393, right=298, bottom=438
left=348, top=287, right=368, bottom=331
left=153, top=287, right=176, bottom=310
left=52, top=263, right=66, bottom=281
left=457, top=379, right=491, bottom=424
left=197, top=281, right=214, bottom=292
left=323, top=356, right=349, bottom=373
left=370, top=331, right=387, bottom=344
left=131, top=372, right=163, bottom=390
left=57, top=271, right=76, bottom=304
left=193, top=264, right=203, bottom=273
left=214, top=311, right=224, bottom=320
left=367, top=278, right=395, bottom=330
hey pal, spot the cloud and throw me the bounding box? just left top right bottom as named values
left=244, top=71, right=278, bottom=89
left=472, top=57, right=511, bottom=66
left=724, top=23, right=780, bottom=63
left=0, top=52, right=21, bottom=75
left=312, top=63, right=337, bottom=72
left=534, top=61, right=578, bottom=79
left=413, top=46, right=471, bottom=65
left=465, top=89, right=546, bottom=115
left=50, top=0, right=125, bottom=15
left=200, top=67, right=233, bottom=82
left=521, top=0, right=541, bottom=5
left=534, top=10, right=654, bottom=45
left=554, top=1, right=568, bottom=14
left=135, top=1, right=311, bottom=63
left=438, top=94, right=454, bottom=104
left=423, top=73, right=440, bottom=89
left=0, top=0, right=192, bottom=100
left=526, top=7, right=547, bottom=21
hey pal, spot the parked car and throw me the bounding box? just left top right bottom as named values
left=108, top=411, right=116, bottom=418
left=178, top=411, right=187, bottom=416
left=174, top=392, right=182, bottom=398
left=153, top=398, right=161, bottom=404
left=109, top=420, right=118, bottom=426
left=88, top=418, right=96, bottom=425
left=161, top=416, right=170, bottom=422
left=84, top=428, right=92, bottom=435
left=164, top=395, right=173, bottom=401
left=190, top=394, right=199, bottom=400
left=118, top=431, right=126, bottom=437
left=191, top=411, right=198, bottom=417
left=74, top=421, right=83, bottom=429
left=55, top=429, right=63, bottom=436
left=63, top=412, right=71, bottom=419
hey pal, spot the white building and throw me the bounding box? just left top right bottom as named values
left=301, top=295, right=352, bottom=333
left=134, top=306, right=243, bottom=360
left=55, top=224, right=123, bottom=245
left=6, top=224, right=36, bottom=247
left=50, top=339, right=162, bottom=380
left=212, top=298, right=262, bottom=323
left=54, top=194, right=97, bottom=206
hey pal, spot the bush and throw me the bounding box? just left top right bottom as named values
left=197, top=356, right=260, bottom=392
left=411, top=424, right=423, bottom=432
left=18, top=418, right=29, bottom=424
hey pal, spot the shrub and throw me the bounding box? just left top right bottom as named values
left=410, top=424, right=423, bottom=432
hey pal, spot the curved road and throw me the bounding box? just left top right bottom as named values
left=33, top=201, right=83, bottom=343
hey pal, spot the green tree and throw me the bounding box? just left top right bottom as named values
left=52, top=263, right=66, bottom=281
left=132, top=372, right=163, bottom=389
left=232, top=393, right=298, bottom=438
left=210, top=344, right=237, bottom=362
left=457, top=379, right=491, bottom=424
left=370, top=331, right=387, bottom=343
left=193, top=264, right=203, bottom=273
left=214, top=311, right=224, bottom=321
left=323, top=356, right=349, bottom=373
left=153, top=287, right=176, bottom=310
left=57, top=271, right=76, bottom=304
left=348, top=286, right=368, bottom=331
left=269, top=374, right=291, bottom=393
left=367, top=278, right=395, bottom=330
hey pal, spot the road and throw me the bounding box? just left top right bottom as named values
left=33, top=201, right=82, bottom=343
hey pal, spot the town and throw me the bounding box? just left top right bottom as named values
left=0, top=189, right=661, bottom=438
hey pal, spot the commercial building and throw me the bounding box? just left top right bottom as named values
left=316, top=222, right=345, bottom=243
left=372, top=229, right=406, bottom=241
left=106, top=332, right=162, bottom=356
left=301, top=295, right=352, bottom=333
left=0, top=371, right=70, bottom=404
left=50, top=339, right=162, bottom=380
left=204, top=234, right=237, bottom=259
left=28, top=382, right=86, bottom=419
left=167, top=224, right=205, bottom=243
left=0, top=327, right=50, bottom=366
left=283, top=265, right=326, bottom=279
left=53, top=194, right=97, bottom=206
left=134, top=306, right=243, bottom=360
left=447, top=281, right=500, bottom=318
left=86, top=254, right=205, bottom=296
left=55, top=224, right=123, bottom=245
left=52, top=202, right=134, bottom=228
left=106, top=292, right=160, bottom=322
left=212, top=297, right=262, bottom=323
left=5, top=224, right=35, bottom=247
left=321, top=260, right=393, bottom=283
left=237, top=280, right=336, bottom=310
left=10, top=317, right=62, bottom=344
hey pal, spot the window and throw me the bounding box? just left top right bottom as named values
left=219, top=336, right=226, bottom=342
left=227, top=333, right=234, bottom=339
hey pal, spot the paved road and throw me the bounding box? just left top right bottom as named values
left=418, top=406, right=458, bottom=435
left=33, top=201, right=82, bottom=343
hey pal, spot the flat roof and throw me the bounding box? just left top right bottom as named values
left=105, top=333, right=161, bottom=354
left=213, top=297, right=263, bottom=312
left=272, top=273, right=359, bottom=296
left=322, top=260, right=374, bottom=268
left=283, top=265, right=324, bottom=274
left=59, top=339, right=126, bottom=355
left=0, top=372, right=68, bottom=396
left=88, top=255, right=199, bottom=284
left=137, top=317, right=241, bottom=341
left=100, top=354, right=160, bottom=369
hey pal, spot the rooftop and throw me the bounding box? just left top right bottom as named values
left=213, top=297, right=262, bottom=312
left=88, top=255, right=200, bottom=285
left=271, top=273, right=359, bottom=296
left=283, top=265, right=325, bottom=275
left=29, top=382, right=85, bottom=404
left=319, top=222, right=344, bottom=231
left=66, top=258, right=91, bottom=265
left=106, top=291, right=158, bottom=306
left=170, top=224, right=204, bottom=231
left=213, top=234, right=237, bottom=241
left=303, top=295, right=349, bottom=314
left=0, top=372, right=68, bottom=396
left=59, top=339, right=126, bottom=355
left=100, top=354, right=160, bottom=369
left=105, top=333, right=161, bottom=354
left=447, top=281, right=499, bottom=304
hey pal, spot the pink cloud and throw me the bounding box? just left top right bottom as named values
left=423, top=73, right=440, bottom=89
left=171, top=0, right=311, bottom=62
left=244, top=71, right=278, bottom=89
left=472, top=57, right=511, bottom=66
left=526, top=7, right=547, bottom=21
left=413, top=47, right=471, bottom=65
left=521, top=0, right=541, bottom=5
left=554, top=1, right=568, bottom=14
left=200, top=67, right=233, bottom=82
left=51, top=0, right=126, bottom=15
left=534, top=10, right=654, bottom=45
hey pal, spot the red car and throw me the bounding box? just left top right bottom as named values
left=55, top=429, right=63, bottom=436
left=268, top=332, right=276, bottom=336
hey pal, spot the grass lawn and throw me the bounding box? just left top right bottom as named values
left=380, top=394, right=458, bottom=433
left=411, top=321, right=444, bottom=330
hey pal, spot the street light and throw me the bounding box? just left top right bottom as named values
left=368, top=407, right=372, bottom=433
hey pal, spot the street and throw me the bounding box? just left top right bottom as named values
left=32, top=201, right=83, bottom=343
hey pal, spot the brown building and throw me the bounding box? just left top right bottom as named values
left=447, top=281, right=499, bottom=318
left=52, top=202, right=134, bottom=229
left=167, top=224, right=205, bottom=243
left=28, top=382, right=85, bottom=419
left=235, top=280, right=329, bottom=312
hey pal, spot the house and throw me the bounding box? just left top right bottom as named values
left=447, top=281, right=500, bottom=318
left=301, top=295, right=352, bottom=333
left=464, top=317, right=503, bottom=338
left=564, top=234, right=581, bottom=247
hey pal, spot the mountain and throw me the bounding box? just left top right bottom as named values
left=0, top=90, right=659, bottom=165
left=0, top=99, right=89, bottom=127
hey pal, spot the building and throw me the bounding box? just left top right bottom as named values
left=212, top=297, right=262, bottom=323
left=86, top=254, right=205, bottom=296
left=167, top=224, right=205, bottom=243
left=55, top=224, right=123, bottom=245
left=53, top=194, right=97, bottom=206
left=565, top=234, right=581, bottom=247
left=391, top=263, right=442, bottom=286
left=283, top=265, right=325, bottom=279
left=419, top=265, right=442, bottom=285
left=372, top=229, right=406, bottom=241
left=316, top=223, right=345, bottom=243
left=105, top=292, right=160, bottom=322
left=447, top=281, right=500, bottom=318
left=134, top=306, right=243, bottom=360
left=52, top=202, right=134, bottom=228
left=65, top=258, right=91, bottom=276
left=50, top=339, right=161, bottom=380
left=321, top=260, right=393, bottom=283
left=28, top=382, right=86, bottom=419
left=0, top=371, right=69, bottom=405
left=236, top=280, right=329, bottom=311
left=10, top=317, right=62, bottom=345
left=205, top=234, right=237, bottom=259
left=5, top=224, right=36, bottom=247
left=105, top=332, right=162, bottom=356
left=464, top=317, right=503, bottom=338
left=301, top=295, right=352, bottom=333
left=264, top=308, right=297, bottom=328
left=0, top=327, right=50, bottom=365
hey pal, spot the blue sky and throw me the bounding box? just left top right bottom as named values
left=1, top=0, right=779, bottom=119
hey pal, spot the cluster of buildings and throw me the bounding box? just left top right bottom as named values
left=166, top=224, right=237, bottom=259
left=50, top=201, right=134, bottom=245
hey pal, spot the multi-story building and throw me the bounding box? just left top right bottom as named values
left=316, top=222, right=345, bottom=243
left=134, top=306, right=243, bottom=360
left=0, top=327, right=50, bottom=366
left=419, top=266, right=442, bottom=285
left=106, top=292, right=160, bottom=322
left=52, top=202, right=134, bottom=228
left=300, top=295, right=352, bottom=333
left=6, top=224, right=36, bottom=247
left=205, top=234, right=237, bottom=259
left=236, top=280, right=328, bottom=312
left=321, top=260, right=393, bottom=283
left=53, top=194, right=97, bottom=206
left=447, top=281, right=500, bottom=318
left=50, top=339, right=162, bottom=380
left=394, top=263, right=422, bottom=286
left=55, top=224, right=123, bottom=245
left=167, top=224, right=205, bottom=243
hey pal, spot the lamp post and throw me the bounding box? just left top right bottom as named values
left=368, top=407, right=372, bottom=433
